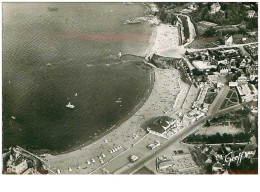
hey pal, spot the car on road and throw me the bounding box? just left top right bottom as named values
left=147, top=141, right=161, bottom=150
left=129, top=155, right=139, bottom=163
left=101, top=153, right=106, bottom=158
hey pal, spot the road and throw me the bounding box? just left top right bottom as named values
left=188, top=42, right=258, bottom=52
left=117, top=102, right=249, bottom=174
left=208, top=85, right=230, bottom=115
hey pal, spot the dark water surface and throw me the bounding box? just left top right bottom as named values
left=2, top=3, right=153, bottom=153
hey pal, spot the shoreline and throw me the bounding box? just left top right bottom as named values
left=41, top=3, right=182, bottom=156
left=24, top=3, right=185, bottom=174
left=55, top=3, right=180, bottom=156
left=46, top=67, right=155, bottom=156
left=45, top=67, right=182, bottom=174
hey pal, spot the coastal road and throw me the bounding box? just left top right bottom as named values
left=116, top=102, right=249, bottom=174
left=188, top=42, right=258, bottom=52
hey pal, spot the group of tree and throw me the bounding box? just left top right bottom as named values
left=203, top=27, right=217, bottom=37
left=157, top=8, right=178, bottom=25
left=231, top=71, right=242, bottom=81
left=184, top=132, right=251, bottom=144
left=190, top=3, right=257, bottom=26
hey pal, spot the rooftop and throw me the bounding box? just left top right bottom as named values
left=147, top=116, right=175, bottom=134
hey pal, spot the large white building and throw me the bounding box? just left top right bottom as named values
left=147, top=116, right=177, bottom=137
left=236, top=84, right=258, bottom=102
left=6, top=155, right=28, bottom=174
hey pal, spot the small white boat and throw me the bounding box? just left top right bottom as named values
left=11, top=116, right=16, bottom=120
left=118, top=51, right=122, bottom=58
left=66, top=102, right=75, bottom=109
left=75, top=93, right=78, bottom=96
left=115, top=98, right=122, bottom=103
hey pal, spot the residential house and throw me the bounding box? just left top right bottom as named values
left=247, top=10, right=256, bottom=18
left=210, top=3, right=221, bottom=14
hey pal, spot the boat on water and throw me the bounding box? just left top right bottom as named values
left=115, top=98, right=122, bottom=103
left=11, top=116, right=16, bottom=120
left=48, top=7, right=58, bottom=11
left=66, top=102, right=75, bottom=109
left=118, top=51, right=122, bottom=58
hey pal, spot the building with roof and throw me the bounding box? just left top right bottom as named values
left=229, top=82, right=238, bottom=87
left=247, top=65, right=258, bottom=80
left=237, top=76, right=248, bottom=85
left=247, top=10, right=256, bottom=18
left=159, top=160, right=173, bottom=170
left=147, top=116, right=176, bottom=137
left=236, top=83, right=257, bottom=102
left=188, top=3, right=199, bottom=11
left=210, top=3, right=221, bottom=14
left=6, top=156, right=28, bottom=174
left=225, top=35, right=233, bottom=46
left=218, top=65, right=229, bottom=74
left=212, top=162, right=224, bottom=173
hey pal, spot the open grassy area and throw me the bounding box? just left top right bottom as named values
left=186, top=36, right=221, bottom=49
left=220, top=88, right=239, bottom=110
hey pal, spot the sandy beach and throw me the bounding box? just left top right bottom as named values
left=45, top=68, right=182, bottom=174
left=146, top=23, right=181, bottom=59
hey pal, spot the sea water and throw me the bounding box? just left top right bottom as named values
left=2, top=2, right=153, bottom=153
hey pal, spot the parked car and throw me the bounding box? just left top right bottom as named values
left=129, top=155, right=139, bottom=163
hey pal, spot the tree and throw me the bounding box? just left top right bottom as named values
left=210, top=68, right=217, bottom=72
left=205, top=120, right=211, bottom=127
left=203, top=27, right=216, bottom=37
left=192, top=68, right=204, bottom=76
